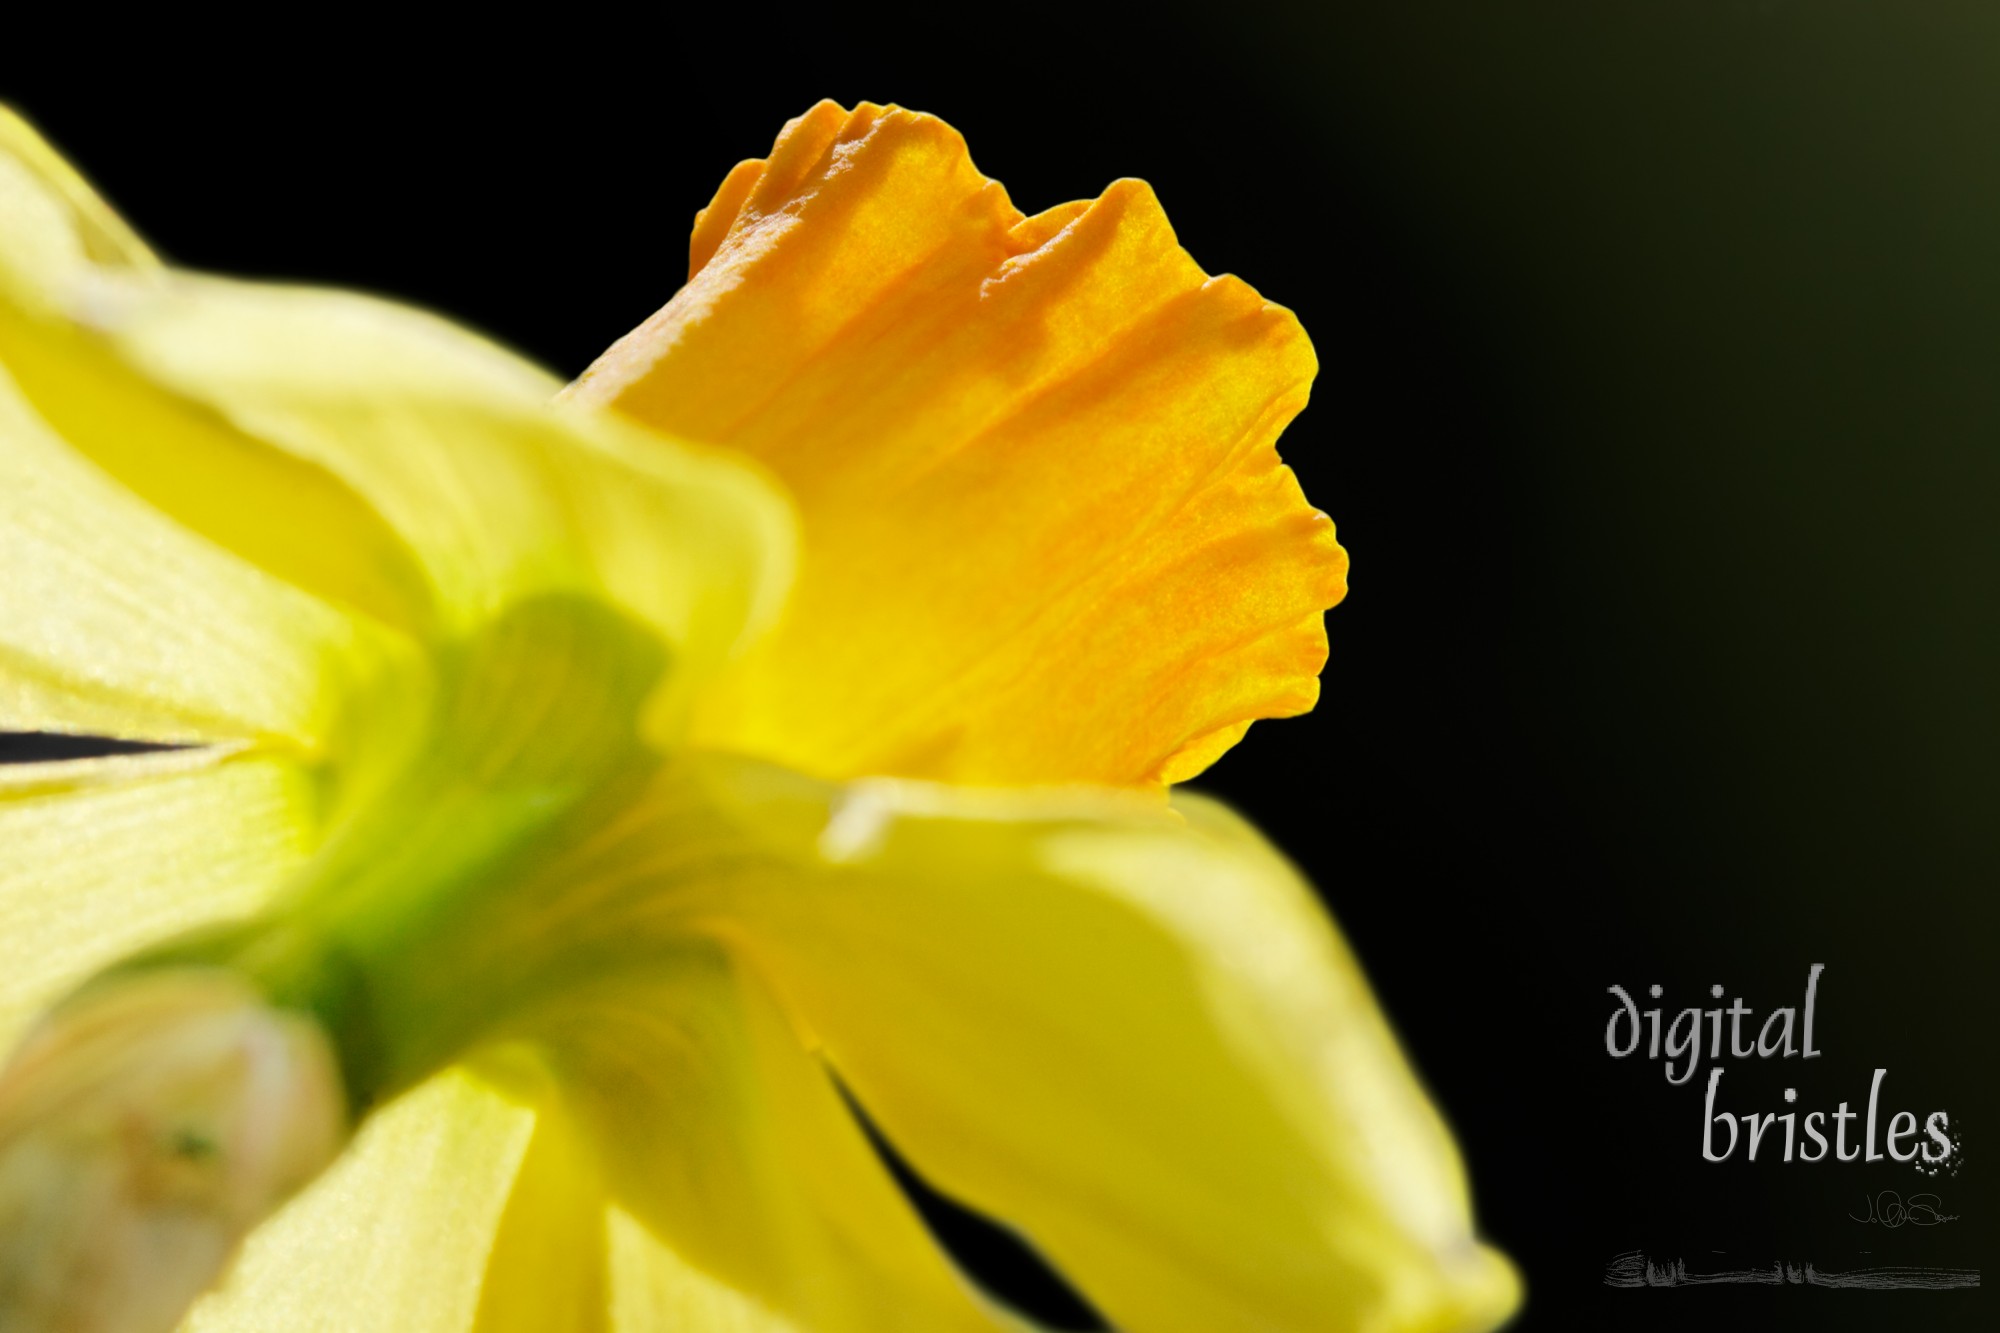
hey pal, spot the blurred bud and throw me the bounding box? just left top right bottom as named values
left=0, top=970, right=346, bottom=1333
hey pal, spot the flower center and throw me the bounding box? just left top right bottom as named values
left=131, top=593, right=670, bottom=1113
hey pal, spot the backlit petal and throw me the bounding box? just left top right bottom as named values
left=0, top=107, right=154, bottom=300
left=183, top=1069, right=536, bottom=1333
left=519, top=941, right=1012, bottom=1333
left=1, top=110, right=795, bottom=739
left=467, top=1066, right=610, bottom=1333
left=0, top=752, right=317, bottom=1054
left=606, top=1207, right=799, bottom=1333
left=99, top=276, right=795, bottom=702
left=0, top=109, right=439, bottom=637
left=0, top=356, right=395, bottom=747
left=573, top=755, right=1515, bottom=1333
left=572, top=102, right=1345, bottom=785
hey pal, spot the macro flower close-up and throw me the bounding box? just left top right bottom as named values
left=0, top=97, right=1517, bottom=1333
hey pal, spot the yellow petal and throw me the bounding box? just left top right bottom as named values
left=0, top=110, right=440, bottom=636
left=585, top=755, right=1515, bottom=1333
left=0, top=752, right=317, bottom=1054
left=606, top=1206, right=798, bottom=1333
left=197, top=949, right=1018, bottom=1333
left=469, top=1066, right=608, bottom=1333
left=0, top=107, right=154, bottom=302
left=522, top=941, right=1011, bottom=1333
left=184, top=1069, right=536, bottom=1333
left=1, top=111, right=794, bottom=735
left=0, top=356, right=393, bottom=747
left=572, top=102, right=1346, bottom=786
left=94, top=276, right=792, bottom=734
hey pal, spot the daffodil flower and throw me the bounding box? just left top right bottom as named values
left=0, top=101, right=1518, bottom=1333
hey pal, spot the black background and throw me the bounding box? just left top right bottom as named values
left=6, top=4, right=1994, bottom=1330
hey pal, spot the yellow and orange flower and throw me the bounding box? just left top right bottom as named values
left=0, top=101, right=1517, bottom=1332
